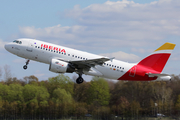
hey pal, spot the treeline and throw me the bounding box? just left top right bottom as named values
left=1, top=73, right=180, bottom=119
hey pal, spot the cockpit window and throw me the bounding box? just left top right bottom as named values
left=13, top=40, right=22, bottom=44
left=13, top=40, right=17, bottom=43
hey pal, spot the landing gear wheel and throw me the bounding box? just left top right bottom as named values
left=23, top=59, right=30, bottom=70
left=23, top=65, right=27, bottom=70
left=76, top=77, right=84, bottom=84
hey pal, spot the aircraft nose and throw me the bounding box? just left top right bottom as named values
left=4, top=43, right=11, bottom=52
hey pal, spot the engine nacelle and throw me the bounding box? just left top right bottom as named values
left=49, top=59, right=75, bottom=73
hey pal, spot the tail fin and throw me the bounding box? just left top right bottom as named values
left=137, top=42, right=176, bottom=73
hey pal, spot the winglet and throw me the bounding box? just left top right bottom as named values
left=110, top=57, right=115, bottom=62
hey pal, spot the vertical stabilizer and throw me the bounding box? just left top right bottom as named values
left=137, top=42, right=176, bottom=73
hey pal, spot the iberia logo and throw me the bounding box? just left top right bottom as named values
left=41, top=44, right=66, bottom=53
left=55, top=62, right=64, bottom=66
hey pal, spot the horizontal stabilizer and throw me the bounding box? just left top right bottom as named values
left=146, top=73, right=170, bottom=77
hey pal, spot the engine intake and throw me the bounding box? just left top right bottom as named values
left=49, top=59, right=75, bottom=73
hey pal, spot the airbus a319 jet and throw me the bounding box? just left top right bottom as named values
left=4, top=38, right=175, bottom=84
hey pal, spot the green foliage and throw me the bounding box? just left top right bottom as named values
left=0, top=83, right=9, bottom=100
left=48, top=74, right=74, bottom=96
left=87, top=77, right=110, bottom=106
left=52, top=88, right=73, bottom=104
left=175, top=95, right=180, bottom=110
left=0, top=74, right=180, bottom=119
left=8, top=83, right=23, bottom=102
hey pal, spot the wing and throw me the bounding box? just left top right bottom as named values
left=69, top=57, right=114, bottom=69
left=56, top=57, right=114, bottom=72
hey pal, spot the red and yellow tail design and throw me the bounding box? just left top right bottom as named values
left=138, top=42, right=176, bottom=73
left=118, top=42, right=176, bottom=81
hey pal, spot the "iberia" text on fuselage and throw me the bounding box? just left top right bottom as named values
left=41, top=44, right=66, bottom=53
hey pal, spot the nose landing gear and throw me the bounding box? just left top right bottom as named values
left=23, top=59, right=30, bottom=70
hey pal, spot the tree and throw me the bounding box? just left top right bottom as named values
left=74, top=102, right=88, bottom=119
left=7, top=83, right=24, bottom=102
left=92, top=106, right=110, bottom=120
left=0, top=83, right=9, bottom=100
left=87, top=77, right=110, bottom=106
left=175, top=95, right=180, bottom=114
left=130, top=100, right=141, bottom=118
left=52, top=88, right=73, bottom=117
left=48, top=74, right=74, bottom=96
left=23, top=75, right=38, bottom=84
left=73, top=82, right=90, bottom=103
left=3, top=65, right=11, bottom=81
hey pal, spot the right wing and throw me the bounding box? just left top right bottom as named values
left=58, top=57, right=114, bottom=70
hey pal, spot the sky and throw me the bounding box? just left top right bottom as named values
left=1, top=0, right=180, bottom=81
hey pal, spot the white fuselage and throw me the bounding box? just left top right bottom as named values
left=5, top=38, right=134, bottom=80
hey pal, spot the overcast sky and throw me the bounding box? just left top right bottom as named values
left=1, top=0, right=180, bottom=81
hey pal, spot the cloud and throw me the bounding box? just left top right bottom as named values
left=101, top=51, right=141, bottom=63
left=131, top=48, right=154, bottom=53
left=18, top=0, right=180, bottom=53
left=65, top=0, right=180, bottom=42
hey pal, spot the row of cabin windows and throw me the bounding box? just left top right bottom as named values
left=104, top=63, right=124, bottom=70
left=35, top=46, right=122, bottom=69
left=35, top=46, right=88, bottom=60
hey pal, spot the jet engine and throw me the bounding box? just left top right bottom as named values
left=49, top=59, right=75, bottom=73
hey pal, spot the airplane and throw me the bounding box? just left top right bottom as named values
left=4, top=38, right=176, bottom=84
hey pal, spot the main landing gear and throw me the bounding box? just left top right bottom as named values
left=23, top=59, right=30, bottom=70
left=76, top=74, right=84, bottom=84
